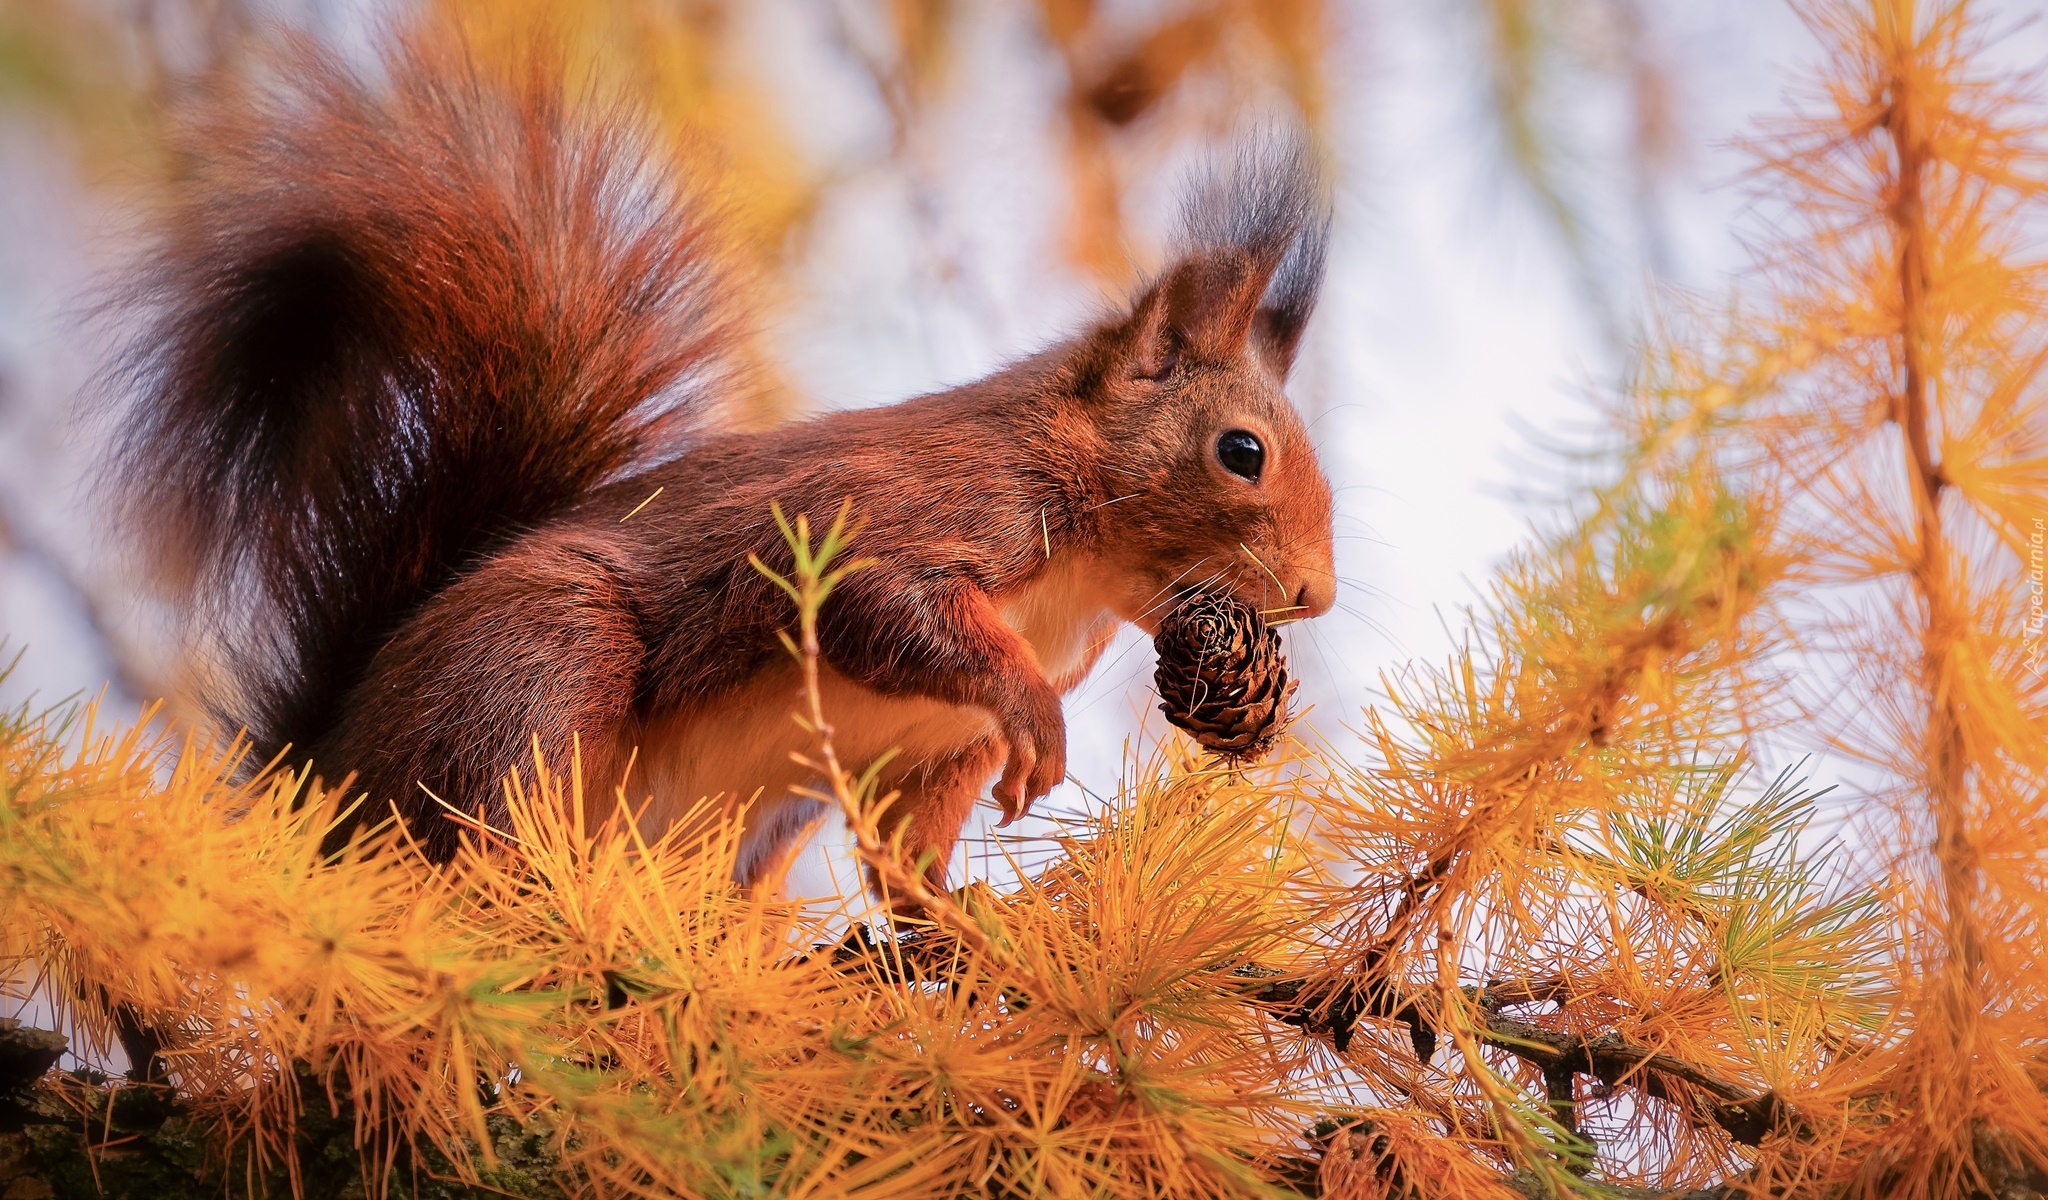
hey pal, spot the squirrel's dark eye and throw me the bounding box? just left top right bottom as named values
left=1215, top=430, right=1265, bottom=481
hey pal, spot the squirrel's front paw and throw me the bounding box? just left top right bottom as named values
left=993, top=685, right=1066, bottom=826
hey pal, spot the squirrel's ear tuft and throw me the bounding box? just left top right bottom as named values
left=1074, top=135, right=1329, bottom=393
left=1250, top=193, right=1329, bottom=377
left=1172, top=135, right=1330, bottom=379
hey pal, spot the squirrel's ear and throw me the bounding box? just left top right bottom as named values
left=1076, top=136, right=1329, bottom=391
left=1250, top=214, right=1328, bottom=378
left=1173, top=135, right=1330, bottom=380
left=1112, top=248, right=1276, bottom=381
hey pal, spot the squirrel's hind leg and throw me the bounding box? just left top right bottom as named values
left=323, top=533, right=646, bottom=861
left=869, top=736, right=1005, bottom=905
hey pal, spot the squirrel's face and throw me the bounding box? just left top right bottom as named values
left=1069, top=244, right=1338, bottom=634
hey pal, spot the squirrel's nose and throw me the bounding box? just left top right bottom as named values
left=1294, top=576, right=1335, bottom=620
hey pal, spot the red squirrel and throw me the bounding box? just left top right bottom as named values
left=110, top=31, right=1338, bottom=886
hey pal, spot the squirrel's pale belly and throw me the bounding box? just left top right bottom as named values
left=626, top=553, right=1117, bottom=886
left=1000, top=552, right=1121, bottom=691
left=631, top=664, right=992, bottom=878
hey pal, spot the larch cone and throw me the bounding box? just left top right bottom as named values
left=1152, top=591, right=1295, bottom=763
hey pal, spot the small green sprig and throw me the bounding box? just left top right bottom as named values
left=749, top=502, right=1022, bottom=966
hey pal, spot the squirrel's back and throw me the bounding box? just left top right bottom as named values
left=109, top=31, right=740, bottom=761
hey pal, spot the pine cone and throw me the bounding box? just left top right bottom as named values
left=1153, top=591, right=1295, bottom=763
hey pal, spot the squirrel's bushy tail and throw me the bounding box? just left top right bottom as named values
left=111, top=30, right=737, bottom=760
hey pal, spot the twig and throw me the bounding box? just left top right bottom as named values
left=1235, top=966, right=1804, bottom=1148
left=807, top=909, right=1793, bottom=1178
left=751, top=503, right=1024, bottom=973
left=1316, top=1120, right=1751, bottom=1200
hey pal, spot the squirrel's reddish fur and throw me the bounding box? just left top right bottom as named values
left=112, top=30, right=1338, bottom=885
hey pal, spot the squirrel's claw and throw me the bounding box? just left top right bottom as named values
left=994, top=748, right=1036, bottom=825
left=995, top=789, right=1030, bottom=827
left=993, top=696, right=1066, bottom=826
